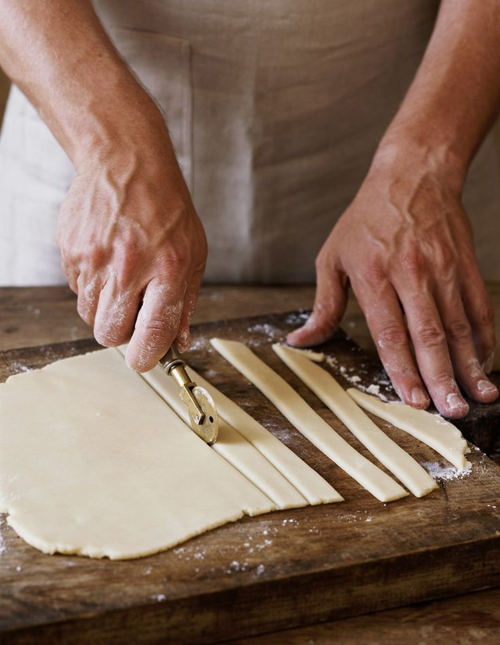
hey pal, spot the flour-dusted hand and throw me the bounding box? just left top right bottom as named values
left=0, top=0, right=207, bottom=373
left=288, top=143, right=498, bottom=418
left=287, top=0, right=500, bottom=419
left=57, top=114, right=207, bottom=372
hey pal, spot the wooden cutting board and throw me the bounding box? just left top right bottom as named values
left=1, top=311, right=499, bottom=644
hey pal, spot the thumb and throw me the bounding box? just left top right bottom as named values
left=287, top=262, right=348, bottom=347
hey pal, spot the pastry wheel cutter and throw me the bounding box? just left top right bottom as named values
left=160, top=345, right=219, bottom=444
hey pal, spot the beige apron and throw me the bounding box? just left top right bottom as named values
left=1, top=0, right=499, bottom=286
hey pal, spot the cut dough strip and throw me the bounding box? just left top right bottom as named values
left=273, top=345, right=437, bottom=498
left=210, top=338, right=408, bottom=503
left=186, top=367, right=342, bottom=505
left=134, top=358, right=310, bottom=510
left=281, top=346, right=325, bottom=363
left=347, top=389, right=469, bottom=470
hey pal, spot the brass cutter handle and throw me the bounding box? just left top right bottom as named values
left=161, top=345, right=206, bottom=425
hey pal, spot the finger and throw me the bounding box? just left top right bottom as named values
left=435, top=280, right=498, bottom=403
left=287, top=258, right=348, bottom=347
left=126, top=279, right=185, bottom=372
left=76, top=273, right=101, bottom=327
left=62, top=260, right=79, bottom=294
left=400, top=288, right=469, bottom=419
left=174, top=270, right=203, bottom=353
left=93, top=279, right=141, bottom=348
left=461, top=260, right=496, bottom=374
left=353, top=278, right=430, bottom=409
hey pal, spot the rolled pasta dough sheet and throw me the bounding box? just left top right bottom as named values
left=0, top=349, right=276, bottom=560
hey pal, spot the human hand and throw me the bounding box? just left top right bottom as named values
left=57, top=115, right=207, bottom=372
left=287, top=142, right=498, bottom=418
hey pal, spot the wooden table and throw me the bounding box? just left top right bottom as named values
left=1, top=284, right=499, bottom=644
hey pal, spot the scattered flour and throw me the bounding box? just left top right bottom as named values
left=246, top=323, right=287, bottom=348
left=188, top=336, right=209, bottom=352
left=423, top=461, right=472, bottom=481
left=9, top=362, right=32, bottom=374
left=284, top=311, right=309, bottom=325
left=26, top=304, right=41, bottom=318
left=226, top=560, right=249, bottom=574
left=325, top=356, right=389, bottom=401
left=247, top=323, right=280, bottom=339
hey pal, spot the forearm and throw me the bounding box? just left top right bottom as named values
left=376, top=0, right=500, bottom=187
left=0, top=0, right=165, bottom=166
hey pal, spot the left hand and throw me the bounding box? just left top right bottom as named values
left=287, top=142, right=498, bottom=419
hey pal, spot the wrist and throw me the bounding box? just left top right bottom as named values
left=71, top=82, right=169, bottom=171
left=369, top=130, right=468, bottom=195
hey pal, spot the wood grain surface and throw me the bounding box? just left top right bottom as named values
left=1, top=311, right=499, bottom=644
left=232, top=587, right=500, bottom=644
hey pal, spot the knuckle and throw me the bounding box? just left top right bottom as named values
left=363, top=257, right=385, bottom=284
left=400, top=249, right=425, bottom=275
left=477, top=304, right=495, bottom=328
left=414, top=321, right=446, bottom=348
left=94, top=325, right=129, bottom=347
left=445, top=319, right=472, bottom=343
left=315, top=252, right=329, bottom=272
left=142, top=317, right=176, bottom=343
left=435, top=245, right=457, bottom=272
left=81, top=243, right=106, bottom=268
left=376, top=324, right=407, bottom=349
left=135, top=337, right=168, bottom=360
left=154, top=250, right=185, bottom=276
left=113, top=243, right=140, bottom=283
left=114, top=264, right=138, bottom=291
left=431, top=373, right=455, bottom=390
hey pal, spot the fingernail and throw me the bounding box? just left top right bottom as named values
left=477, top=379, right=498, bottom=395
left=446, top=392, right=468, bottom=413
left=482, top=352, right=495, bottom=374
left=410, top=387, right=429, bottom=406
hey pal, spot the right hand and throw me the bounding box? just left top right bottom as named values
left=57, top=115, right=207, bottom=372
